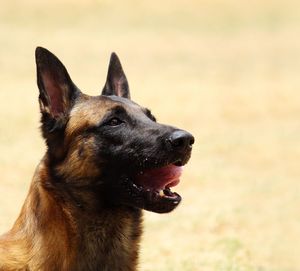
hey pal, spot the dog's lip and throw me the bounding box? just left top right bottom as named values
left=131, top=183, right=182, bottom=213
left=129, top=162, right=184, bottom=212
left=146, top=188, right=182, bottom=213
left=118, top=156, right=191, bottom=213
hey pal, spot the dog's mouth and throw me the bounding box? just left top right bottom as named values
left=134, top=164, right=182, bottom=202
left=107, top=143, right=192, bottom=213
left=123, top=158, right=187, bottom=213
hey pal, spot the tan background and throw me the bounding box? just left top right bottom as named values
left=0, top=1, right=299, bottom=270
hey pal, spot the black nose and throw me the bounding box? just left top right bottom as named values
left=167, top=130, right=194, bottom=151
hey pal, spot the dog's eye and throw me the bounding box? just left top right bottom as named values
left=106, top=117, right=123, bottom=126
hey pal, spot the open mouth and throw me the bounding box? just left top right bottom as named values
left=109, top=147, right=192, bottom=213
left=135, top=164, right=182, bottom=198
left=130, top=162, right=184, bottom=213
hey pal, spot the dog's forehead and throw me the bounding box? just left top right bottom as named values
left=104, top=95, right=141, bottom=108
left=105, top=95, right=129, bottom=103
left=90, top=95, right=143, bottom=112
left=67, top=94, right=143, bottom=135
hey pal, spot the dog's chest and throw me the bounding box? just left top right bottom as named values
left=74, top=212, right=142, bottom=271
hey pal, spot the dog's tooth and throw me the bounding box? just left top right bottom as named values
left=159, top=190, right=164, bottom=196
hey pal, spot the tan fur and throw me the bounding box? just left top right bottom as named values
left=0, top=95, right=142, bottom=271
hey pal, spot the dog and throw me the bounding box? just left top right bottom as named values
left=0, top=47, right=194, bottom=271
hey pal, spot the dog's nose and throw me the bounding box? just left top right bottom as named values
left=167, top=130, right=194, bottom=151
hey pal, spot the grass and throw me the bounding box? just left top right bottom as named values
left=0, top=1, right=299, bottom=270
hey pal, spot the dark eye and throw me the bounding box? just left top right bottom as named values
left=106, top=117, right=123, bottom=126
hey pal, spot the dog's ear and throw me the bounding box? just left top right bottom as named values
left=102, top=52, right=130, bottom=99
left=35, top=47, right=80, bottom=133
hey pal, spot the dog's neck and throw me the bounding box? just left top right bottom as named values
left=1, top=157, right=142, bottom=271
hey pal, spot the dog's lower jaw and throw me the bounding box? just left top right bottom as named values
left=0, top=159, right=143, bottom=271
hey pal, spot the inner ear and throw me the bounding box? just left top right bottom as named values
left=40, top=72, right=67, bottom=116
left=102, top=52, right=130, bottom=99
left=36, top=47, right=79, bottom=119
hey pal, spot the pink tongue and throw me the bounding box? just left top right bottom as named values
left=134, top=165, right=183, bottom=190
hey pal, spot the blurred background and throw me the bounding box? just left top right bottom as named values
left=0, top=0, right=299, bottom=270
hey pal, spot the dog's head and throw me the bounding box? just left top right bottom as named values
left=35, top=47, right=194, bottom=213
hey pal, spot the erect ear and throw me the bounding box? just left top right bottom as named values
left=101, top=52, right=130, bottom=99
left=35, top=47, right=80, bottom=132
